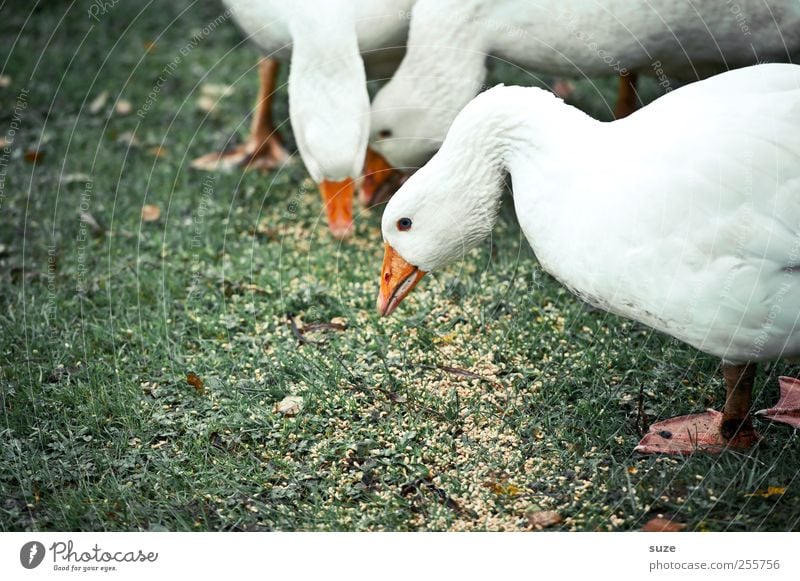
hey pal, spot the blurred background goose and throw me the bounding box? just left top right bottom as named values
left=362, top=0, right=800, bottom=204
left=376, top=64, right=800, bottom=454
left=192, top=0, right=414, bottom=238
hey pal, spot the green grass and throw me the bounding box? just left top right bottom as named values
left=2, top=0, right=800, bottom=532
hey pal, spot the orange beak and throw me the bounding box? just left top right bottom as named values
left=377, top=242, right=426, bottom=317
left=319, top=178, right=355, bottom=239
left=360, top=148, right=400, bottom=207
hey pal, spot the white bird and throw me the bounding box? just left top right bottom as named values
left=363, top=0, right=800, bottom=201
left=376, top=64, right=800, bottom=454
left=192, top=0, right=414, bottom=238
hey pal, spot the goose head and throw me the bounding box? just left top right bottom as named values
left=360, top=76, right=450, bottom=206
left=376, top=131, right=502, bottom=316
left=289, top=33, right=370, bottom=239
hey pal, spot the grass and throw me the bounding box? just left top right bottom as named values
left=1, top=0, right=800, bottom=532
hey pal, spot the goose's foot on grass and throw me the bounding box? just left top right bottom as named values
left=635, top=409, right=760, bottom=454
left=756, top=377, right=800, bottom=429
left=636, top=361, right=761, bottom=454
left=191, top=57, right=288, bottom=173
left=190, top=136, right=288, bottom=172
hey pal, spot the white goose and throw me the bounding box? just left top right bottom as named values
left=192, top=0, right=414, bottom=238
left=376, top=64, right=800, bottom=454
left=363, top=0, right=800, bottom=202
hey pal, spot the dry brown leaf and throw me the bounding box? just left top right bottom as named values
left=745, top=486, right=786, bottom=499
left=186, top=372, right=204, bottom=394
left=144, top=40, right=157, bottom=52
left=434, top=331, right=458, bottom=344
left=148, top=145, right=168, bottom=158
left=89, top=91, right=109, bottom=114
left=641, top=517, right=686, bottom=532
left=115, top=99, right=132, bottom=115
left=275, top=395, right=303, bottom=416
left=24, top=149, right=44, bottom=163
left=526, top=510, right=563, bottom=530
left=141, top=204, right=161, bottom=222
left=485, top=480, right=523, bottom=497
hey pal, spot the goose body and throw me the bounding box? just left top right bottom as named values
left=509, top=72, right=800, bottom=364
left=225, top=0, right=411, bottom=75
left=377, top=64, right=800, bottom=453
left=369, top=0, right=800, bottom=169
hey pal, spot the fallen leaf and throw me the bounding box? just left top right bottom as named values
left=275, top=395, right=303, bottom=416
left=148, top=145, right=168, bottom=158
left=24, top=149, right=44, bottom=163
left=627, top=466, right=638, bottom=475
left=144, top=40, right=157, bottom=52
left=746, top=486, right=786, bottom=499
left=526, top=510, right=563, bottom=530
left=641, top=517, right=686, bottom=532
left=186, top=372, right=204, bottom=394
left=196, top=95, right=217, bottom=113
left=89, top=90, right=109, bottom=114
left=435, top=331, right=458, bottom=344
left=485, top=480, right=523, bottom=497
left=141, top=204, right=161, bottom=222
left=115, top=99, right=132, bottom=115
left=0, top=74, right=11, bottom=88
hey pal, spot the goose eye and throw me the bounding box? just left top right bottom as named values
left=378, top=129, right=392, bottom=139
left=397, top=217, right=412, bottom=231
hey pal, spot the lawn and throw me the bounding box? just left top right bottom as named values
left=1, top=0, right=799, bottom=532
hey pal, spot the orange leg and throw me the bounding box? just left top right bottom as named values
left=192, top=57, right=288, bottom=172
left=614, top=72, right=638, bottom=119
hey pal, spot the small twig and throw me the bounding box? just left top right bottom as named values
left=302, top=322, right=347, bottom=333
left=286, top=314, right=315, bottom=345
left=286, top=315, right=347, bottom=346
left=636, top=383, right=649, bottom=436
